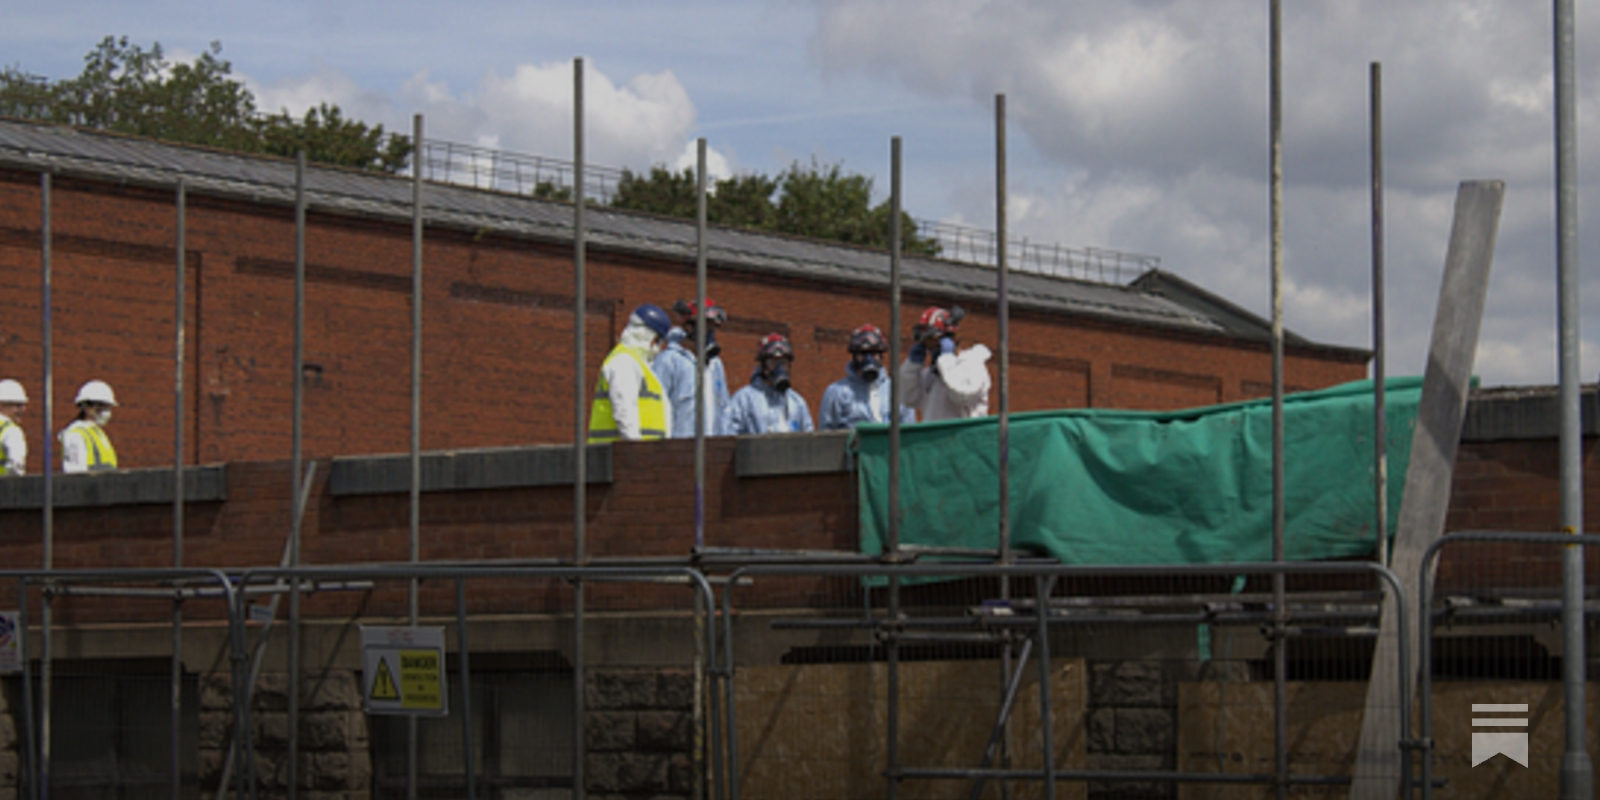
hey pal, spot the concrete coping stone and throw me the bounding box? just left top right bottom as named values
left=734, top=430, right=852, bottom=477
left=0, top=464, right=227, bottom=509
left=329, top=443, right=613, bottom=496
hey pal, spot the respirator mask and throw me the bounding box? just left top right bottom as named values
left=853, top=353, right=883, bottom=382
left=764, top=359, right=792, bottom=393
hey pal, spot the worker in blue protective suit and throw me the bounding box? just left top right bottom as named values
left=819, top=324, right=916, bottom=430
left=725, top=333, right=814, bottom=435
left=652, top=298, right=731, bottom=438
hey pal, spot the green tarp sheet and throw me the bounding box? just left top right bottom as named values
left=856, top=378, right=1423, bottom=565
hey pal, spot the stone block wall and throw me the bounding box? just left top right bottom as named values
left=585, top=668, right=696, bottom=800
left=199, top=669, right=371, bottom=800
left=1087, top=659, right=1249, bottom=800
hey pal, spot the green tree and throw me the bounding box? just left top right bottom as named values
left=605, top=159, right=938, bottom=256
left=0, top=36, right=410, bottom=172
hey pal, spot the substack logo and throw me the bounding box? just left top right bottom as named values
left=1471, top=703, right=1530, bottom=767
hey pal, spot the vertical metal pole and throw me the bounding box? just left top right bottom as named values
left=39, top=171, right=53, bottom=800
left=994, top=95, right=1015, bottom=800
left=1268, top=3, right=1288, bottom=799
left=693, top=136, right=709, bottom=800
left=408, top=113, right=425, bottom=800
left=456, top=579, right=477, bottom=800
left=886, top=137, right=903, bottom=800
left=1036, top=576, right=1056, bottom=800
left=288, top=150, right=307, bottom=800
left=1554, top=2, right=1592, bottom=797
left=19, top=580, right=36, bottom=800
left=996, top=93, right=1011, bottom=567
left=172, top=178, right=187, bottom=800
left=695, top=138, right=709, bottom=548
left=571, top=56, right=588, bottom=800
left=1370, top=63, right=1388, bottom=570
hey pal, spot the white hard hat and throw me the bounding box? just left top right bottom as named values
left=0, top=380, right=25, bottom=404
left=74, top=379, right=117, bottom=406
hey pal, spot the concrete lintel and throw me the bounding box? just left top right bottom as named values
left=0, top=464, right=228, bottom=510
left=734, top=431, right=852, bottom=477
left=1462, top=385, right=1600, bottom=442
left=328, top=443, right=613, bottom=496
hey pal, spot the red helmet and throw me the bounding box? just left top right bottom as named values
left=675, top=298, right=727, bottom=327
left=919, top=306, right=958, bottom=335
left=756, top=333, right=793, bottom=361
left=848, top=325, right=887, bottom=354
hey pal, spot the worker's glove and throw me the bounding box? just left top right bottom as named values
left=909, top=340, right=927, bottom=363
left=939, top=337, right=957, bottom=356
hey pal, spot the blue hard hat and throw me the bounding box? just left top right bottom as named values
left=633, top=304, right=672, bottom=339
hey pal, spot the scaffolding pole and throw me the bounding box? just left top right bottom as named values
left=407, top=112, right=425, bottom=800
left=38, top=169, right=53, bottom=800
left=1370, top=63, right=1388, bottom=570
left=886, top=135, right=904, bottom=800
left=1268, top=2, right=1289, bottom=798
left=287, top=149, right=307, bottom=800
left=1553, top=1, right=1591, bottom=797
left=172, top=177, right=188, bottom=800
left=571, top=55, right=589, bottom=800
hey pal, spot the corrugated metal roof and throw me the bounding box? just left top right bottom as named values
left=0, top=118, right=1234, bottom=335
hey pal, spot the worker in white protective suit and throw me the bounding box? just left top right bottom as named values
left=588, top=304, right=674, bottom=442
left=898, top=306, right=991, bottom=421
left=0, top=379, right=28, bottom=475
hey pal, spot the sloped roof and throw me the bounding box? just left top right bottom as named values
left=0, top=117, right=1359, bottom=353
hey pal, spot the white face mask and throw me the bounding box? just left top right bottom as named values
left=94, top=409, right=112, bottom=426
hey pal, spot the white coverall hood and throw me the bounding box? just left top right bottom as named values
left=620, top=318, right=662, bottom=355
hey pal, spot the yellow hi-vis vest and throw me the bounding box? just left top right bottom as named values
left=0, top=419, right=15, bottom=475
left=588, top=345, right=668, bottom=443
left=70, top=422, right=118, bottom=471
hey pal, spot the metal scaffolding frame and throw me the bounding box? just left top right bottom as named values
left=6, top=38, right=1570, bottom=799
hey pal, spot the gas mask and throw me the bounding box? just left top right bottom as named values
left=764, top=359, right=792, bottom=393
left=853, top=353, right=883, bottom=382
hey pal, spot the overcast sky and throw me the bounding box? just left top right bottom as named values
left=5, top=0, right=1597, bottom=387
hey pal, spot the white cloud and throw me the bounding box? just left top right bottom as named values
left=672, top=140, right=734, bottom=180
left=243, top=60, right=701, bottom=173
left=810, top=0, right=1600, bottom=386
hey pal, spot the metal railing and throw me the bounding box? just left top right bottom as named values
left=406, top=139, right=1160, bottom=286
left=715, top=559, right=1409, bottom=800
left=1418, top=531, right=1600, bottom=800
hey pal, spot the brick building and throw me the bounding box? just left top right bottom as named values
left=0, top=118, right=1366, bottom=473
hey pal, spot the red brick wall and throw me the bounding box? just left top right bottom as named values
left=1435, top=436, right=1600, bottom=591
left=0, top=433, right=1591, bottom=625
left=0, top=169, right=1366, bottom=471
left=0, top=437, right=855, bottom=624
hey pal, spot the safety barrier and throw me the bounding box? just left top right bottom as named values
left=1418, top=532, right=1600, bottom=800
left=713, top=560, right=1408, bottom=800
left=2, top=563, right=718, bottom=800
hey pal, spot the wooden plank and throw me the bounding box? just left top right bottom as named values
left=1349, top=180, right=1504, bottom=798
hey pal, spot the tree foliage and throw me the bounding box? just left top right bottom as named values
left=609, top=159, right=939, bottom=256
left=0, top=36, right=410, bottom=172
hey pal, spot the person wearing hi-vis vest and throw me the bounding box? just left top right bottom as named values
left=0, top=379, right=28, bottom=475
left=60, top=379, right=118, bottom=473
left=588, top=304, right=674, bottom=443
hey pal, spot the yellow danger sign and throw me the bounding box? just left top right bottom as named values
left=399, top=649, right=441, bottom=710
left=360, top=626, right=448, bottom=716
left=369, top=658, right=400, bottom=701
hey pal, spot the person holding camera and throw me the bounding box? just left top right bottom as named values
left=898, top=306, right=992, bottom=421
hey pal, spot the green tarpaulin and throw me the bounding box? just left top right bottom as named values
left=855, top=378, right=1422, bottom=565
